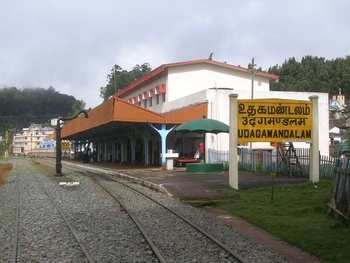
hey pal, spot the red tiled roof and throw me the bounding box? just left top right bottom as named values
left=114, top=59, right=279, bottom=98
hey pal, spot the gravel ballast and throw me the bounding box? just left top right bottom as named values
left=0, top=158, right=290, bottom=262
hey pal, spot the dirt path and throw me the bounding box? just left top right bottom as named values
left=0, top=163, right=13, bottom=186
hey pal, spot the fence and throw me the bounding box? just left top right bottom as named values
left=328, top=168, right=350, bottom=223
left=208, top=148, right=349, bottom=179
left=207, top=149, right=230, bottom=170
left=208, top=148, right=350, bottom=223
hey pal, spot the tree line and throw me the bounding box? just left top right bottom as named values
left=268, top=55, right=350, bottom=96
left=100, top=56, right=350, bottom=102
left=1, top=55, right=350, bottom=137
left=0, top=86, right=78, bottom=134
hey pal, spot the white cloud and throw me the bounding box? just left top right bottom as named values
left=0, top=0, right=349, bottom=108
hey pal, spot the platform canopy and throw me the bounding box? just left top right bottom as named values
left=59, top=97, right=209, bottom=141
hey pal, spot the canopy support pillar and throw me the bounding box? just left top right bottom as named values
left=148, top=124, right=175, bottom=168
left=130, top=138, right=136, bottom=164
left=143, top=126, right=150, bottom=165
left=112, top=142, right=116, bottom=162
left=104, top=141, right=108, bottom=162
left=120, top=137, right=125, bottom=163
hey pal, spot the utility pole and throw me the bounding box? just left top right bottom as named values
left=250, top=58, right=256, bottom=169
left=251, top=57, right=256, bottom=99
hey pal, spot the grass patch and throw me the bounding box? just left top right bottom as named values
left=185, top=179, right=350, bottom=263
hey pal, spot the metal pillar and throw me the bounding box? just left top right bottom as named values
left=143, top=126, right=150, bottom=165
left=104, top=141, right=108, bottom=162
left=131, top=138, right=136, bottom=164
left=112, top=142, right=116, bottom=161
left=120, top=137, right=125, bottom=163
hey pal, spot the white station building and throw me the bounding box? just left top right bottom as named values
left=61, top=59, right=329, bottom=167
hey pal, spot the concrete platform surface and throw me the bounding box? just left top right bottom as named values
left=64, top=160, right=309, bottom=198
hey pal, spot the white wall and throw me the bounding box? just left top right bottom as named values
left=121, top=63, right=272, bottom=115
left=167, top=63, right=270, bottom=102
left=121, top=75, right=168, bottom=112
left=118, top=62, right=329, bottom=156
left=166, top=88, right=329, bottom=156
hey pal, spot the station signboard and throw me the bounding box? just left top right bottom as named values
left=61, top=141, right=70, bottom=151
left=237, top=98, right=312, bottom=143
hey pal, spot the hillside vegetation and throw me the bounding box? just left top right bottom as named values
left=0, top=86, right=76, bottom=134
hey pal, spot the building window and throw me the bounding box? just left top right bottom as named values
left=162, top=93, right=166, bottom=103
left=156, top=94, right=160, bottom=105
left=149, top=97, right=153, bottom=107
left=144, top=99, right=147, bottom=108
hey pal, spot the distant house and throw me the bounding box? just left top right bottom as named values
left=329, top=125, right=341, bottom=145
left=12, top=124, right=54, bottom=156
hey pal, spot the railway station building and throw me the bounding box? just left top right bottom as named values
left=61, top=59, right=329, bottom=167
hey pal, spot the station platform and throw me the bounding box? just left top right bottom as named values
left=62, top=159, right=309, bottom=199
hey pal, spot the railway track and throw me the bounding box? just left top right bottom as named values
left=5, top=159, right=159, bottom=262
left=1, top=158, right=289, bottom=262
left=46, top=159, right=248, bottom=263
left=10, top=167, right=19, bottom=263
left=9, top=160, right=94, bottom=263
left=88, top=172, right=247, bottom=263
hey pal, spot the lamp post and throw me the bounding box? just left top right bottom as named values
left=55, top=110, right=89, bottom=176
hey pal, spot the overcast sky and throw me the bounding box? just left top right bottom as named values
left=1, top=0, right=349, bottom=109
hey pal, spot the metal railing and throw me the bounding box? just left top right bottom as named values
left=208, top=148, right=348, bottom=178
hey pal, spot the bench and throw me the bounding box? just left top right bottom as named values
left=175, top=158, right=198, bottom=167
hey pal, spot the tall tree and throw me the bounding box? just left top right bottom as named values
left=100, top=63, right=152, bottom=101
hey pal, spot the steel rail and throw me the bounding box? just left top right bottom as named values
left=90, top=177, right=167, bottom=263
left=102, top=173, right=248, bottom=263
left=32, top=170, right=94, bottom=263
left=41, top=159, right=166, bottom=262
left=11, top=171, right=20, bottom=263
left=56, top=160, right=248, bottom=263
